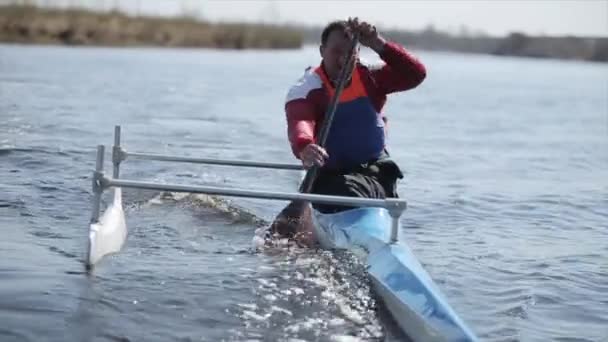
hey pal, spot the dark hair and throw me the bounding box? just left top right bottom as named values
left=321, top=20, right=348, bottom=46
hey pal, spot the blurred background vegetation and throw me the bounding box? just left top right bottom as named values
left=0, top=2, right=302, bottom=49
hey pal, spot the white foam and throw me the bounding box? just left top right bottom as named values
left=256, top=278, right=277, bottom=288
left=241, top=310, right=270, bottom=321
left=329, top=335, right=364, bottom=342
left=237, top=303, right=257, bottom=310
left=263, top=294, right=277, bottom=301
left=328, top=318, right=346, bottom=326
left=336, top=300, right=365, bottom=325
left=270, top=305, right=293, bottom=316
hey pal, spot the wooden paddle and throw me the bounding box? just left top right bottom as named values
left=269, top=32, right=360, bottom=246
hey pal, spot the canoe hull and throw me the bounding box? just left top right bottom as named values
left=312, top=207, right=477, bottom=342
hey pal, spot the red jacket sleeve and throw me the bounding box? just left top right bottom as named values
left=285, top=98, right=316, bottom=158
left=372, top=41, right=427, bottom=94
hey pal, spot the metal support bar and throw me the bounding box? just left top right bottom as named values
left=390, top=217, right=400, bottom=243
left=123, top=151, right=303, bottom=170
left=387, top=201, right=407, bottom=243
left=112, top=125, right=121, bottom=179
left=91, top=145, right=105, bottom=224
left=101, top=176, right=407, bottom=213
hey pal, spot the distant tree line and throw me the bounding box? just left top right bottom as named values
left=298, top=24, right=608, bottom=62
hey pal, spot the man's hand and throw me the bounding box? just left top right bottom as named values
left=299, top=144, right=329, bottom=169
left=347, top=17, right=386, bottom=53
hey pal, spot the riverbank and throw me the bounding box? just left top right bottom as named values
left=2, top=4, right=606, bottom=62
left=300, top=25, right=608, bottom=63
left=0, top=5, right=301, bottom=49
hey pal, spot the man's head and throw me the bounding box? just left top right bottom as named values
left=320, top=20, right=358, bottom=81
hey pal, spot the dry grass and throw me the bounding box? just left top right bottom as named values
left=0, top=5, right=302, bottom=49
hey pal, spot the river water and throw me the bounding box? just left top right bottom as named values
left=1, top=43, right=607, bottom=341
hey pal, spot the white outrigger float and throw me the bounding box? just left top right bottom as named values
left=87, top=126, right=478, bottom=341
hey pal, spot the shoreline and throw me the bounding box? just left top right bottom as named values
left=0, top=5, right=302, bottom=50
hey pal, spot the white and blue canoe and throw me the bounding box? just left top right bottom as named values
left=87, top=126, right=478, bottom=342
left=313, top=207, right=477, bottom=341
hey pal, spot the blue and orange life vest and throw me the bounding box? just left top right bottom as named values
left=314, top=66, right=385, bottom=169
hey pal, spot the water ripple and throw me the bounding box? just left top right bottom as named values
left=2, top=45, right=607, bottom=342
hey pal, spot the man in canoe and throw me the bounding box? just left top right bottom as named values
left=270, top=17, right=426, bottom=243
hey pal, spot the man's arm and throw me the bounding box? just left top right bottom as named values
left=370, top=40, right=427, bottom=95
left=285, top=98, right=316, bottom=158
left=286, top=99, right=330, bottom=168
left=284, top=67, right=328, bottom=161
left=346, top=18, right=426, bottom=95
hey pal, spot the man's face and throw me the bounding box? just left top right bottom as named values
left=320, top=29, right=357, bottom=81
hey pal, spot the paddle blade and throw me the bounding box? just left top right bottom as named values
left=268, top=200, right=316, bottom=246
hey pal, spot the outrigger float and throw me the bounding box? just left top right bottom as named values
left=87, top=125, right=478, bottom=342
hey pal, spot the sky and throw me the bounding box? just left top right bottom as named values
left=27, top=0, right=608, bottom=37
